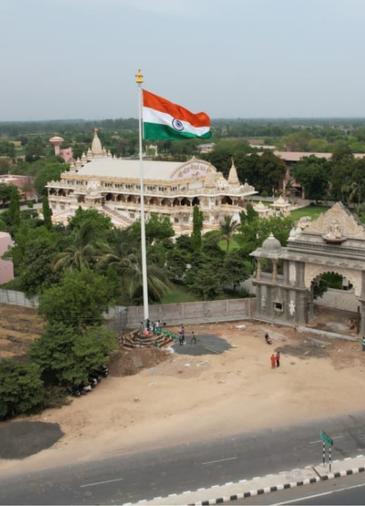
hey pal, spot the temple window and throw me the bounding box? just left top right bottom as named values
left=274, top=302, right=283, bottom=312
left=222, top=196, right=233, bottom=205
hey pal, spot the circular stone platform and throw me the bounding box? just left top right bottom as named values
left=0, top=421, right=64, bottom=459
left=172, top=334, right=232, bottom=356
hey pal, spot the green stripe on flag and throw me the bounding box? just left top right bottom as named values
left=144, top=122, right=211, bottom=141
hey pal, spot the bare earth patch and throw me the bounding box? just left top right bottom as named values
left=1, top=320, right=365, bottom=476
left=0, top=304, right=44, bottom=359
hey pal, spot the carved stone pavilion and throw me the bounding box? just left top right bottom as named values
left=47, top=130, right=257, bottom=234
left=251, top=203, right=365, bottom=335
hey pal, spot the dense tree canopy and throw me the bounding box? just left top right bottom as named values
left=39, top=269, right=113, bottom=330
left=30, top=323, right=116, bottom=387
left=0, top=359, right=45, bottom=420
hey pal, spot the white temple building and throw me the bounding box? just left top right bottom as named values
left=47, top=130, right=257, bottom=234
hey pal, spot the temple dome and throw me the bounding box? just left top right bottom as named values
left=262, top=233, right=281, bottom=252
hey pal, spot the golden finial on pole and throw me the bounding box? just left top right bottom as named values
left=135, top=68, right=143, bottom=84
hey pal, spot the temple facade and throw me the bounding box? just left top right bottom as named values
left=47, top=130, right=257, bottom=234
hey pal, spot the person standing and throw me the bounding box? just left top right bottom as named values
left=191, top=331, right=197, bottom=344
left=271, top=354, right=276, bottom=369
left=180, top=324, right=185, bottom=345
left=276, top=351, right=281, bottom=367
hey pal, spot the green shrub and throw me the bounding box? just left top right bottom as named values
left=0, top=359, right=45, bottom=420
left=30, top=322, right=116, bottom=387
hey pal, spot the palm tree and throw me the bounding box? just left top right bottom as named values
left=52, top=221, right=109, bottom=272
left=219, top=216, right=239, bottom=252
left=341, top=181, right=361, bottom=207
left=98, top=246, right=171, bottom=303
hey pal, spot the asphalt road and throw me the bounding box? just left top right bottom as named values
left=1, top=412, right=365, bottom=505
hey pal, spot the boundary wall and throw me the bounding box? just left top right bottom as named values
left=0, top=289, right=255, bottom=330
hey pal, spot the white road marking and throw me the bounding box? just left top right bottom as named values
left=274, top=481, right=365, bottom=505
left=80, top=477, right=124, bottom=488
left=201, top=456, right=238, bottom=465
left=309, top=435, right=345, bottom=444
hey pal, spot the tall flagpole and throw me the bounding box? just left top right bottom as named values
left=135, top=68, right=149, bottom=327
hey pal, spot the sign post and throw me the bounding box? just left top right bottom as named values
left=320, top=431, right=334, bottom=471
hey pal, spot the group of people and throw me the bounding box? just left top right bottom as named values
left=141, top=319, right=166, bottom=336
left=265, top=332, right=281, bottom=368
left=178, top=324, right=197, bottom=345
left=270, top=351, right=281, bottom=368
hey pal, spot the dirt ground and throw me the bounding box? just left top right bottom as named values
left=0, top=304, right=44, bottom=359
left=1, top=319, right=365, bottom=475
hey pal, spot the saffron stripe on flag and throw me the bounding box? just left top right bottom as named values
left=143, top=89, right=210, bottom=128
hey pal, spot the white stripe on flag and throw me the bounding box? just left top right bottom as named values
left=143, top=106, right=210, bottom=136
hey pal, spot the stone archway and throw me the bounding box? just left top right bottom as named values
left=307, top=270, right=360, bottom=334
left=251, top=203, right=365, bottom=336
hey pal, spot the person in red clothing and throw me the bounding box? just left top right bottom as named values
left=276, top=351, right=281, bottom=367
left=271, top=354, right=276, bottom=369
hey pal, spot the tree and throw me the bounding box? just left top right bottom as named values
left=240, top=203, right=258, bottom=225
left=221, top=250, right=252, bottom=291
left=191, top=205, right=204, bottom=250
left=68, top=207, right=113, bottom=237
left=99, top=248, right=171, bottom=303
left=39, top=269, right=113, bottom=330
left=24, top=136, right=46, bottom=162
left=0, top=183, right=16, bottom=207
left=219, top=215, right=239, bottom=252
left=189, top=262, right=223, bottom=300
left=0, top=359, right=45, bottom=420
left=258, top=151, right=287, bottom=194
left=128, top=214, right=174, bottom=246
left=8, top=225, right=62, bottom=295
left=30, top=323, right=116, bottom=386
left=33, top=160, right=66, bottom=196
left=42, top=195, right=53, bottom=230
left=53, top=210, right=113, bottom=273
left=8, top=187, right=20, bottom=228
left=235, top=152, right=261, bottom=187
left=293, top=156, right=330, bottom=201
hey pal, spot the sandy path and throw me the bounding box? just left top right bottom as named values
left=1, top=320, right=365, bottom=475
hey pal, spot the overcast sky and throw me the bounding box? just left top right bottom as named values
left=1, top=0, right=365, bottom=120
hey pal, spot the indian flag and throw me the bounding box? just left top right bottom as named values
left=143, top=89, right=211, bottom=140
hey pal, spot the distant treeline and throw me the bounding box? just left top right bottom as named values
left=0, top=118, right=139, bottom=137
left=2, top=117, right=365, bottom=138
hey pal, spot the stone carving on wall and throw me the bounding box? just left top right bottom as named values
left=261, top=295, right=266, bottom=308
left=289, top=262, right=296, bottom=284
left=289, top=300, right=296, bottom=316
left=172, top=160, right=214, bottom=179
left=304, top=202, right=365, bottom=239
left=322, top=220, right=347, bottom=244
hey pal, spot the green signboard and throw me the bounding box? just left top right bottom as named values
left=320, top=431, right=334, bottom=446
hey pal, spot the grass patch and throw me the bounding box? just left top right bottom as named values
left=290, top=206, right=327, bottom=221
left=160, top=284, right=200, bottom=304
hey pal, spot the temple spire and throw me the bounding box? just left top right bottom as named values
left=228, top=158, right=240, bottom=186
left=91, top=128, right=103, bottom=156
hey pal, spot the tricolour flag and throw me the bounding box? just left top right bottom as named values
left=143, top=89, right=211, bottom=140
